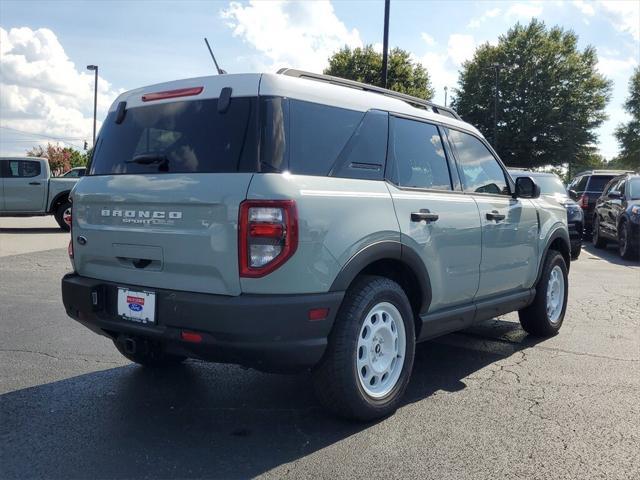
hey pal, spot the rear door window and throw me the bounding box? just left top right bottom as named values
left=1, top=160, right=41, bottom=178
left=387, top=117, right=452, bottom=190
left=89, top=98, right=258, bottom=175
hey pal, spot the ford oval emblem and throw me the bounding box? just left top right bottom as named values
left=129, top=303, right=143, bottom=312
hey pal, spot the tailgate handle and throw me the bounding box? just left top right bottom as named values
left=132, top=258, right=152, bottom=269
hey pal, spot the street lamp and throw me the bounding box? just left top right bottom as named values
left=86, top=65, right=98, bottom=147
left=444, top=86, right=448, bottom=107
left=381, top=0, right=390, bottom=89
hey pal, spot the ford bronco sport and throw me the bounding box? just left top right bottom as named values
left=61, top=70, right=571, bottom=420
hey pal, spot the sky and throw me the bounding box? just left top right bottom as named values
left=0, top=0, right=638, bottom=160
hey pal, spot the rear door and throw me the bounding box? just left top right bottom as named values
left=386, top=116, right=481, bottom=312
left=74, top=84, right=260, bottom=296
left=2, top=159, right=47, bottom=212
left=444, top=128, right=538, bottom=298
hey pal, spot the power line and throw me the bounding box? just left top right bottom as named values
left=0, top=125, right=86, bottom=141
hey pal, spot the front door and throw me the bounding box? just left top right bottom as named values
left=386, top=116, right=482, bottom=312
left=444, top=128, right=538, bottom=299
left=2, top=159, right=47, bottom=212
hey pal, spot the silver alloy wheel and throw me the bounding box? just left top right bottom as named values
left=546, top=265, right=565, bottom=324
left=63, top=207, right=72, bottom=226
left=356, top=302, right=406, bottom=399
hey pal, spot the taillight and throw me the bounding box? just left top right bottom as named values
left=141, top=86, right=203, bottom=102
left=578, top=194, right=589, bottom=209
left=67, top=201, right=75, bottom=268
left=239, top=200, right=298, bottom=277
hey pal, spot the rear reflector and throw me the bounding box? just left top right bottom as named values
left=181, top=331, right=202, bottom=343
left=308, top=308, right=329, bottom=321
left=142, top=86, right=204, bottom=102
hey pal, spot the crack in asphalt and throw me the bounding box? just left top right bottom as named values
left=0, top=348, right=123, bottom=365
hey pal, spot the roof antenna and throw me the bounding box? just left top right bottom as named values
left=204, top=38, right=226, bottom=75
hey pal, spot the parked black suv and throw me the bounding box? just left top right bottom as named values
left=567, top=170, right=635, bottom=233
left=510, top=170, right=583, bottom=259
left=592, top=174, right=640, bottom=259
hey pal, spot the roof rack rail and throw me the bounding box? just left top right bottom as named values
left=574, top=169, right=636, bottom=177
left=277, top=68, right=461, bottom=121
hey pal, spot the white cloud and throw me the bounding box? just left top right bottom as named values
left=0, top=27, right=122, bottom=154
left=506, top=2, right=543, bottom=19
left=467, top=8, right=501, bottom=29
left=220, top=0, right=362, bottom=73
left=597, top=55, right=638, bottom=79
left=447, top=34, right=476, bottom=66
left=572, top=0, right=595, bottom=16
left=597, top=0, right=640, bottom=41
left=421, top=32, right=436, bottom=47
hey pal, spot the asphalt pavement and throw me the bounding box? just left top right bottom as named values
left=0, top=217, right=638, bottom=479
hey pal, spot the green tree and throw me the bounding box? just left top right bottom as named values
left=325, top=45, right=435, bottom=100
left=613, top=67, right=640, bottom=170
left=452, top=20, right=612, bottom=169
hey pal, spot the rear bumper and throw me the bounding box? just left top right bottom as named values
left=61, top=274, right=344, bottom=372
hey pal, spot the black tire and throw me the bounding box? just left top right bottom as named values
left=113, top=336, right=186, bottom=368
left=54, top=200, right=71, bottom=231
left=618, top=220, right=638, bottom=260
left=592, top=216, right=607, bottom=248
left=312, top=275, right=416, bottom=421
left=570, top=243, right=581, bottom=260
left=518, top=250, right=568, bottom=337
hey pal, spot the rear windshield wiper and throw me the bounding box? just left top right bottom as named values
left=126, top=154, right=169, bottom=165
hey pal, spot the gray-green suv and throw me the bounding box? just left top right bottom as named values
left=61, top=70, right=571, bottom=420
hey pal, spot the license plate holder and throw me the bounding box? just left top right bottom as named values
left=117, top=288, right=156, bottom=324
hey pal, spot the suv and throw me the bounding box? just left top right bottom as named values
left=567, top=170, right=635, bottom=233
left=509, top=170, right=583, bottom=259
left=592, top=173, right=640, bottom=259
left=61, top=70, right=571, bottom=420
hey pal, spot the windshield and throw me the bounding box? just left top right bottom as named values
left=89, top=98, right=258, bottom=175
left=629, top=178, right=640, bottom=199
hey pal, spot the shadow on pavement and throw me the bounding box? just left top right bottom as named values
left=0, top=319, right=541, bottom=479
left=582, top=242, right=638, bottom=266
left=0, top=227, right=64, bottom=234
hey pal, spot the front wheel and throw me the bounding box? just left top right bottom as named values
left=570, top=243, right=581, bottom=260
left=618, top=220, right=638, bottom=260
left=519, top=251, right=568, bottom=337
left=312, top=276, right=415, bottom=421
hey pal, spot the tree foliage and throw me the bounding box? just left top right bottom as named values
left=614, top=67, right=640, bottom=170
left=325, top=45, right=435, bottom=100
left=452, top=19, right=612, bottom=169
left=26, top=143, right=89, bottom=174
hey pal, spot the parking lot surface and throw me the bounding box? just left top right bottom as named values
left=1, top=217, right=638, bottom=479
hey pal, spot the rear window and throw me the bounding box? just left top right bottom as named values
left=89, top=98, right=258, bottom=175
left=587, top=175, right=615, bottom=192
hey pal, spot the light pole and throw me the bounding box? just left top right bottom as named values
left=381, top=0, right=390, bottom=89
left=86, top=65, right=98, bottom=147
left=444, top=86, right=448, bottom=107
left=491, top=62, right=502, bottom=149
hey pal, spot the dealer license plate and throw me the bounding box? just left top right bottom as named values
left=117, top=288, right=156, bottom=324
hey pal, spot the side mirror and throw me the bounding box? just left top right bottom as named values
left=568, top=189, right=578, bottom=200
left=607, top=190, right=622, bottom=199
left=514, top=176, right=540, bottom=199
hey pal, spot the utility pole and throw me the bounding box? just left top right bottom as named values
left=444, top=86, right=448, bottom=107
left=491, top=62, right=501, bottom=149
left=86, top=65, right=98, bottom=146
left=381, top=0, right=390, bottom=89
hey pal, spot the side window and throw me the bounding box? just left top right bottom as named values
left=3, top=160, right=41, bottom=178
left=618, top=180, right=626, bottom=195
left=288, top=100, right=364, bottom=176
left=603, top=179, right=619, bottom=195
left=446, top=129, right=509, bottom=195
left=574, top=176, right=589, bottom=191
left=387, top=117, right=452, bottom=190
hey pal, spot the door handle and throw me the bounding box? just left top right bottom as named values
left=486, top=210, right=506, bottom=221
left=29, top=181, right=41, bottom=185
left=411, top=210, right=439, bottom=222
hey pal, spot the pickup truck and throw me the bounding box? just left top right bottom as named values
left=0, top=157, right=79, bottom=230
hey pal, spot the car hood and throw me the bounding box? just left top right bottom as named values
left=542, top=192, right=575, bottom=207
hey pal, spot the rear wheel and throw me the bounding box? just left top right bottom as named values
left=592, top=216, right=607, bottom=248
left=312, top=276, right=415, bottom=421
left=618, top=220, right=638, bottom=260
left=519, top=251, right=568, bottom=337
left=113, top=335, right=186, bottom=368
left=54, top=200, right=71, bottom=231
